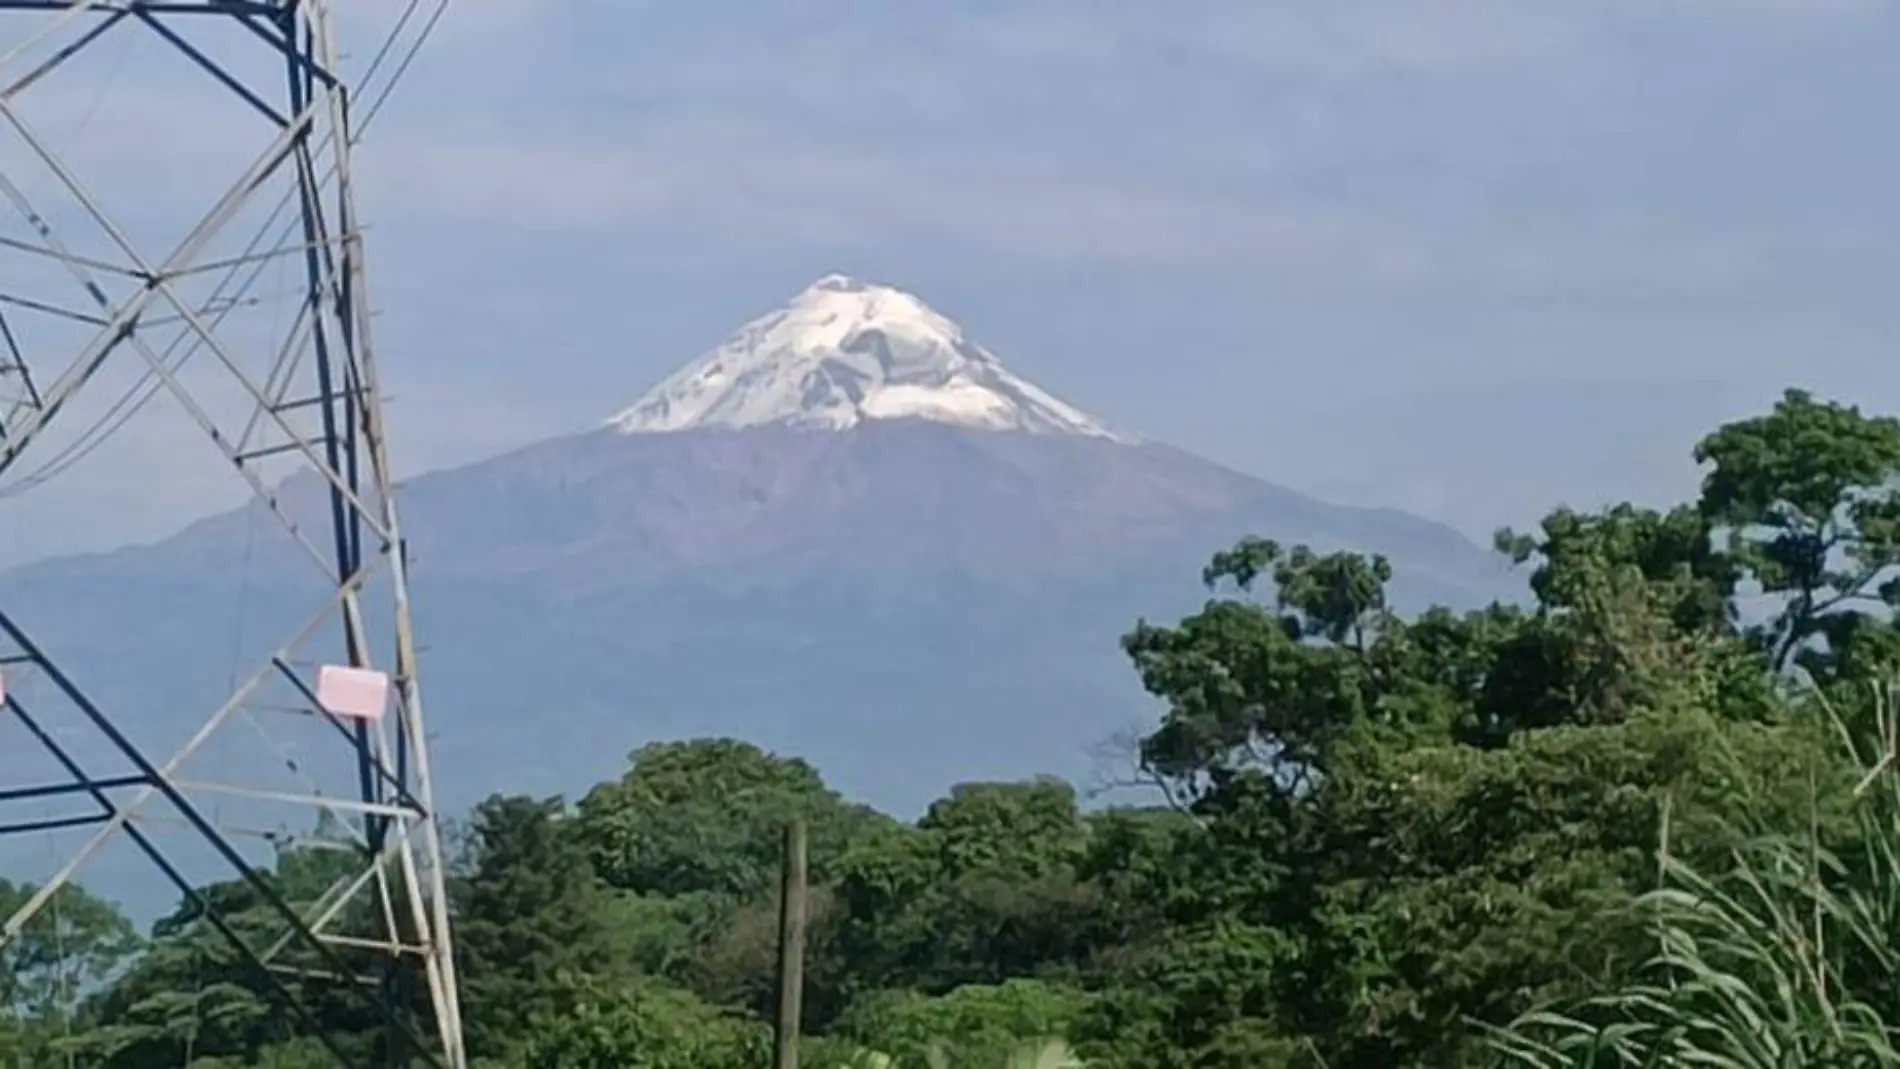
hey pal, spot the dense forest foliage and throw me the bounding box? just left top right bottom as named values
left=6, top=387, right=1900, bottom=1067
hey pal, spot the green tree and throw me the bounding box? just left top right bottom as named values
left=1202, top=538, right=1395, bottom=651
left=1125, top=542, right=1394, bottom=797
left=189, top=1036, right=340, bottom=1068
left=1488, top=690, right=1894, bottom=1067
left=454, top=794, right=622, bottom=1061
left=576, top=739, right=894, bottom=901
left=826, top=780, right=1101, bottom=1009
left=1086, top=507, right=1834, bottom=1066
left=919, top=780, right=1091, bottom=884
left=506, top=976, right=769, bottom=1069
left=72, top=837, right=384, bottom=1067
left=836, top=979, right=1091, bottom=1064
left=1694, top=388, right=1900, bottom=678
left=570, top=740, right=899, bottom=1025
left=0, top=878, right=141, bottom=1024
left=1486, top=500, right=1788, bottom=741
left=1495, top=503, right=1735, bottom=637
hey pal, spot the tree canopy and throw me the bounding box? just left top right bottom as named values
left=6, top=388, right=1900, bottom=1067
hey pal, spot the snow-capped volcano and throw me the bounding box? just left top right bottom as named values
left=607, top=274, right=1130, bottom=441
left=2, top=266, right=1514, bottom=827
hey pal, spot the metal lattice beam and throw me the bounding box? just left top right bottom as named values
left=0, top=3, right=465, bottom=1066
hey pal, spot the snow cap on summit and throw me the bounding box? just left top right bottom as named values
left=606, top=275, right=1129, bottom=440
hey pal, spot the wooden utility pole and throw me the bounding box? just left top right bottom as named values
left=773, top=818, right=809, bottom=1069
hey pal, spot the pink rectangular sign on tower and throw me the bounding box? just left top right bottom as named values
left=316, top=664, right=391, bottom=722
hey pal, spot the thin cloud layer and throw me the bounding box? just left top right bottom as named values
left=354, top=0, right=1892, bottom=279
left=8, top=1, right=1891, bottom=280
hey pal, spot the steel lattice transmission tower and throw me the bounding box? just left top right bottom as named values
left=0, top=2, right=467, bottom=1066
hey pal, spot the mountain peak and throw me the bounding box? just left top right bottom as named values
left=805, top=272, right=873, bottom=294
left=606, top=275, right=1129, bottom=441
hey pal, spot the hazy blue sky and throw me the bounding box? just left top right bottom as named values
left=1, top=0, right=1896, bottom=566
